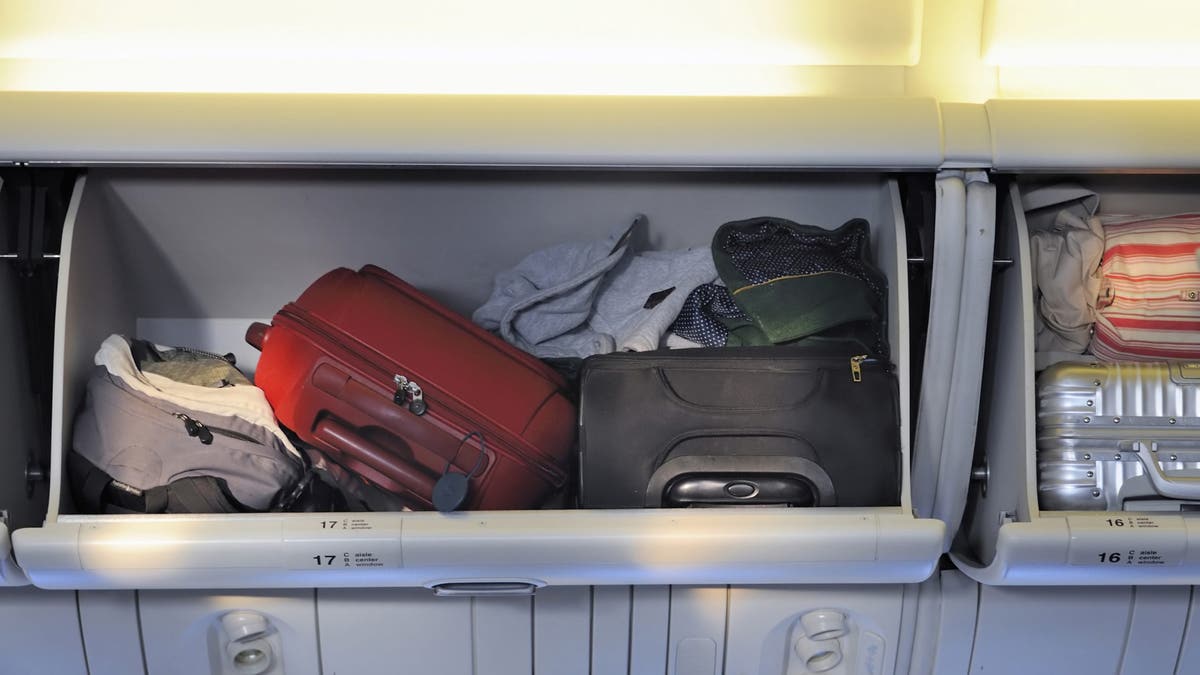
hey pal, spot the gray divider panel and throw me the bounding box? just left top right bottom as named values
left=629, top=585, right=672, bottom=674
left=967, top=585, right=1190, bottom=675
left=0, top=587, right=88, bottom=675
left=533, top=586, right=592, bottom=675
left=590, top=586, right=633, bottom=675
left=667, top=586, right=728, bottom=675
left=1120, top=587, right=1192, bottom=675
left=78, top=591, right=145, bottom=675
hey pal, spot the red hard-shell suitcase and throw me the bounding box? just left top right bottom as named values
left=246, top=265, right=574, bottom=510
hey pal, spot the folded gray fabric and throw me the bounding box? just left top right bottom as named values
left=1030, top=210, right=1104, bottom=353
left=473, top=222, right=718, bottom=359
left=1023, top=185, right=1104, bottom=354
left=591, top=247, right=717, bottom=353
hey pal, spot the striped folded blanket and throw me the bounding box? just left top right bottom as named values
left=1093, top=214, right=1200, bottom=361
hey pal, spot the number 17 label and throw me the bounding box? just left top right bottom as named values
left=283, top=516, right=401, bottom=570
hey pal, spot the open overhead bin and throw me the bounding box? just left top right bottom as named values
left=0, top=93, right=954, bottom=590
left=955, top=103, right=1200, bottom=582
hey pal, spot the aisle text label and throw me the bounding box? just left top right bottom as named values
left=1067, top=514, right=1186, bottom=567
left=283, top=516, right=401, bottom=571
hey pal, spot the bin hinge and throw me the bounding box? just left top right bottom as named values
left=0, top=170, right=65, bottom=274
left=24, top=457, right=47, bottom=498
left=971, top=459, right=990, bottom=498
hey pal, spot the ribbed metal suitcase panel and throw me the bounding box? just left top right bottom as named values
left=1037, top=361, right=1200, bottom=511
left=1038, top=361, right=1200, bottom=421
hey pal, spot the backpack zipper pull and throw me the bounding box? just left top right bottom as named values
left=850, top=355, right=868, bottom=383
left=175, top=413, right=214, bottom=445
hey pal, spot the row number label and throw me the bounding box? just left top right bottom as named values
left=1067, top=514, right=1186, bottom=567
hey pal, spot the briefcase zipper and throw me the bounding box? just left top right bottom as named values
left=850, top=354, right=870, bottom=382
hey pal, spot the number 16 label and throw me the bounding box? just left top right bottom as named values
left=1067, top=514, right=1186, bottom=567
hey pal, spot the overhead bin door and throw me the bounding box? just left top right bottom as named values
left=910, top=170, right=997, bottom=550
left=0, top=170, right=70, bottom=585
left=986, top=100, right=1200, bottom=173
left=0, top=93, right=944, bottom=169
left=0, top=94, right=950, bottom=590
left=955, top=172, right=1200, bottom=585
left=0, top=190, right=31, bottom=583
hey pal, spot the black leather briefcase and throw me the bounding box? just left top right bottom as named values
left=577, top=346, right=901, bottom=508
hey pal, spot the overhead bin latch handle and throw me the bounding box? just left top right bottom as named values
left=430, top=581, right=540, bottom=598
left=1133, top=441, right=1200, bottom=499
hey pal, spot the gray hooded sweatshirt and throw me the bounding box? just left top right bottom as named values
left=473, top=221, right=717, bottom=359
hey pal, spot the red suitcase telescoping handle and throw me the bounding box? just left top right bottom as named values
left=313, top=417, right=439, bottom=508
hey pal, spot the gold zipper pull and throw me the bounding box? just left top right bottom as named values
left=850, top=355, right=868, bottom=383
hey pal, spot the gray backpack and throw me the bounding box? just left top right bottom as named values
left=70, top=335, right=305, bottom=513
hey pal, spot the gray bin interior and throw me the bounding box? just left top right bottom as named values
left=50, top=167, right=911, bottom=518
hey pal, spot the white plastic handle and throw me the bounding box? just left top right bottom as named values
left=220, top=612, right=274, bottom=675
left=794, top=635, right=843, bottom=673
left=799, top=609, right=849, bottom=641
left=1134, top=442, right=1200, bottom=499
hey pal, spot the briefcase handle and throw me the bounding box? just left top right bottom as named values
left=1133, top=441, right=1200, bottom=500
left=644, top=455, right=836, bottom=507
left=663, top=474, right=818, bottom=508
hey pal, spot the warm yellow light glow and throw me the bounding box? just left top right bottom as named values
left=998, top=66, right=1200, bottom=100
left=983, top=0, right=1200, bottom=67
left=0, top=0, right=922, bottom=95
left=0, top=60, right=810, bottom=96
left=981, top=0, right=1200, bottom=100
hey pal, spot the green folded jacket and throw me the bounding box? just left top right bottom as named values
left=711, top=216, right=888, bottom=355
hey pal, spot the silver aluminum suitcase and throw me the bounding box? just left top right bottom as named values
left=1037, top=361, right=1200, bottom=511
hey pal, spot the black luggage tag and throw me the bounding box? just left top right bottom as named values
left=433, top=432, right=488, bottom=513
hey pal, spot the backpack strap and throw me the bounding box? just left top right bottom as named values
left=69, top=451, right=118, bottom=514
left=69, top=451, right=250, bottom=514
left=158, top=477, right=250, bottom=514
